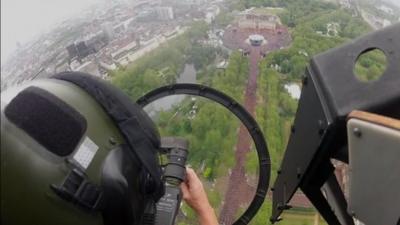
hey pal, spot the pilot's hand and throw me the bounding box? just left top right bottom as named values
left=180, top=167, right=218, bottom=225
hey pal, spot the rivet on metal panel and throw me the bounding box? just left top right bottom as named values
left=353, top=127, right=362, bottom=138
left=291, top=124, right=296, bottom=133
left=296, top=167, right=302, bottom=178
left=109, top=137, right=117, bottom=145
left=318, top=120, right=325, bottom=135
left=302, top=76, right=308, bottom=85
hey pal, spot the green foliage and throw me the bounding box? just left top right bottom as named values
left=263, top=7, right=370, bottom=80
left=248, top=201, right=272, bottom=224
left=180, top=203, right=197, bottom=224
left=111, top=38, right=186, bottom=99
left=207, top=187, right=222, bottom=207
left=203, top=167, right=213, bottom=178
left=188, top=44, right=217, bottom=70
left=212, top=51, right=249, bottom=101
left=354, top=49, right=387, bottom=82
left=280, top=90, right=298, bottom=117
left=238, top=0, right=336, bottom=27
left=186, top=21, right=209, bottom=40
left=279, top=0, right=337, bottom=27
left=215, top=12, right=235, bottom=28
left=111, top=21, right=212, bottom=99
left=256, top=67, right=287, bottom=181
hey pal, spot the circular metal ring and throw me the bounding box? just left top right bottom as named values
left=137, top=83, right=271, bottom=225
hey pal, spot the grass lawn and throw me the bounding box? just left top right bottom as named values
left=252, top=7, right=286, bottom=15
left=277, top=211, right=328, bottom=225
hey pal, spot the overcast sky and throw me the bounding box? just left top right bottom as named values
left=1, top=0, right=100, bottom=64
left=386, top=0, right=400, bottom=7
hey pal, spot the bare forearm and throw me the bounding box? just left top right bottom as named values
left=180, top=168, right=219, bottom=225
left=198, top=204, right=219, bottom=225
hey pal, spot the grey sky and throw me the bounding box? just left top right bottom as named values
left=1, top=0, right=99, bottom=64
left=385, top=0, right=400, bottom=7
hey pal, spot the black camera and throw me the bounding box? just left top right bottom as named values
left=155, top=137, right=189, bottom=225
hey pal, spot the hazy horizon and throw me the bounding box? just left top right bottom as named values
left=2, top=0, right=399, bottom=66
left=385, top=0, right=400, bottom=7
left=1, top=0, right=101, bottom=65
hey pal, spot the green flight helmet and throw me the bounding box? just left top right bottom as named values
left=1, top=72, right=164, bottom=225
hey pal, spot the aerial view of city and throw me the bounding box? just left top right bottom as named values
left=1, top=0, right=399, bottom=224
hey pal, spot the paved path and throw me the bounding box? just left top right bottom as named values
left=219, top=46, right=261, bottom=225
left=219, top=26, right=291, bottom=224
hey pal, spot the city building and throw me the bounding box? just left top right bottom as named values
left=66, top=44, right=78, bottom=59
left=238, top=13, right=279, bottom=31
left=164, top=0, right=205, bottom=6
left=136, top=10, right=157, bottom=22
left=111, top=40, right=140, bottom=62
left=86, top=32, right=109, bottom=52
left=67, top=41, right=93, bottom=60
left=156, top=7, right=174, bottom=21
left=238, top=19, right=257, bottom=29
left=113, top=24, right=126, bottom=35
left=1, top=0, right=216, bottom=89
left=74, top=61, right=101, bottom=77
left=76, top=41, right=93, bottom=59
left=258, top=17, right=277, bottom=30
left=102, top=22, right=115, bottom=40
left=55, top=63, right=71, bottom=73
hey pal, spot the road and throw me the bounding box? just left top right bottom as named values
left=219, top=45, right=261, bottom=225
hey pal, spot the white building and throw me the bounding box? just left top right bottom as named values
left=111, top=40, right=139, bottom=60
left=238, top=20, right=257, bottom=29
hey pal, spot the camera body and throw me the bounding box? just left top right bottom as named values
left=155, top=137, right=188, bottom=225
